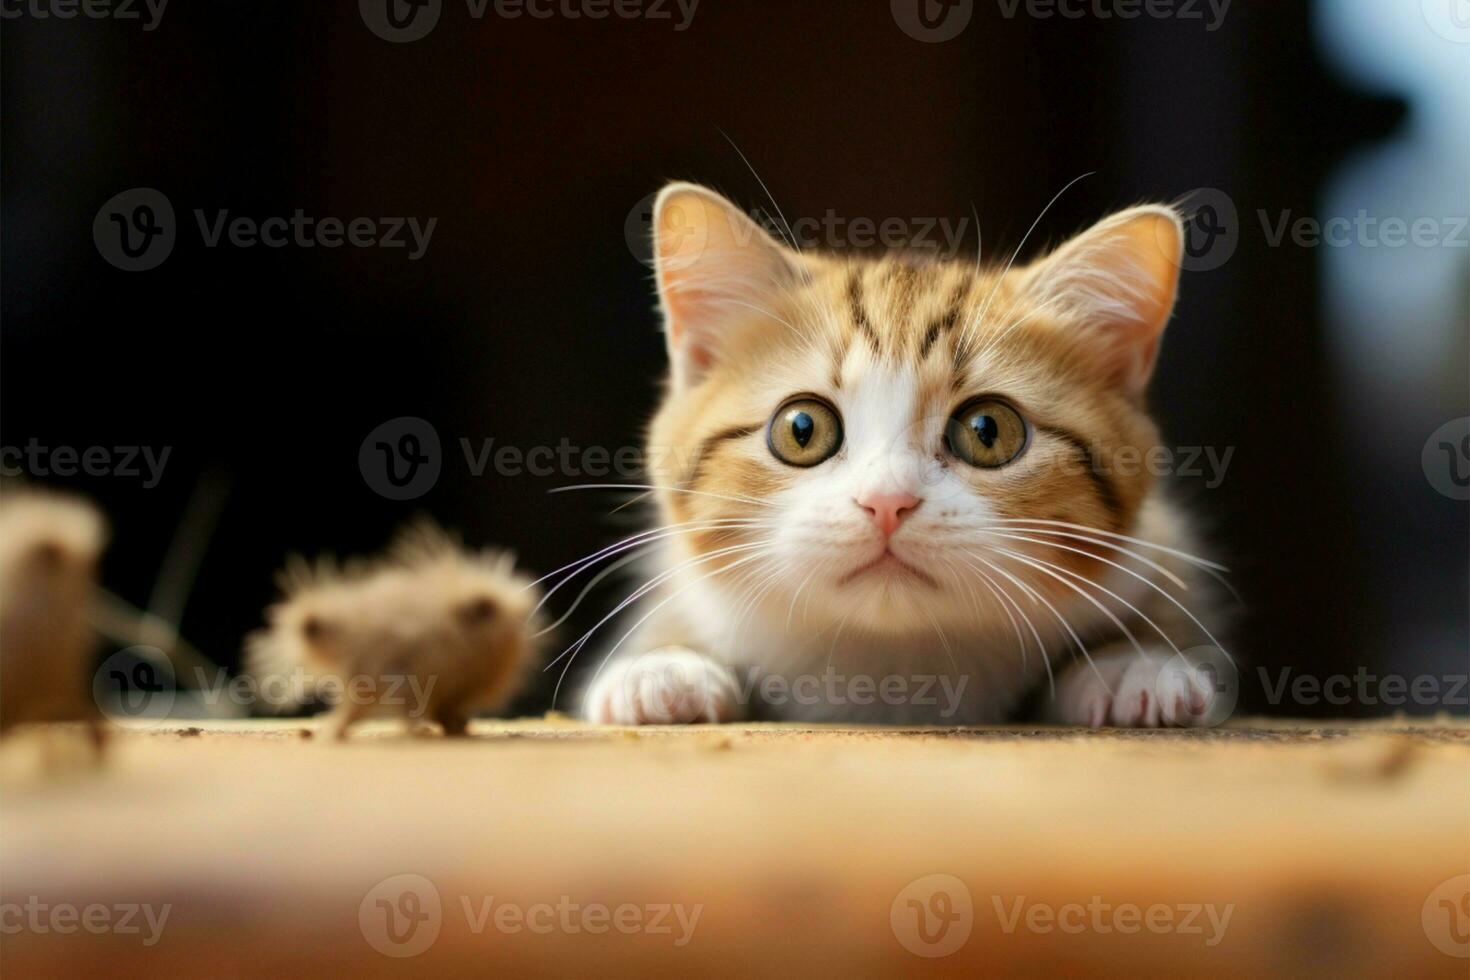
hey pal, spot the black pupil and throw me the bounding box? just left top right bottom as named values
left=790, top=411, right=815, bottom=448
left=969, top=414, right=999, bottom=448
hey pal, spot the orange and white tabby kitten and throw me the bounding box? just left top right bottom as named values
left=581, top=183, right=1229, bottom=727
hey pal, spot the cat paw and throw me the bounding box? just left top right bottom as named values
left=1050, top=653, right=1221, bottom=728
left=582, top=648, right=742, bottom=725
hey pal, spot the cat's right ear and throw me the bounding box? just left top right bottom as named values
left=651, top=183, right=801, bottom=390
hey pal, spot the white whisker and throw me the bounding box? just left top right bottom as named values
left=984, top=518, right=1229, bottom=572
left=719, top=128, right=802, bottom=254
left=545, top=539, right=771, bottom=672
left=549, top=483, right=775, bottom=510
left=970, top=550, right=1106, bottom=692
left=531, top=518, right=766, bottom=593
left=992, top=545, right=1179, bottom=658
left=981, top=527, right=1187, bottom=589
left=983, top=529, right=1230, bottom=657
left=531, top=547, right=647, bottom=639
left=990, top=545, right=1151, bottom=663
left=960, top=171, right=1095, bottom=351
left=958, top=554, right=1052, bottom=693
left=559, top=547, right=775, bottom=709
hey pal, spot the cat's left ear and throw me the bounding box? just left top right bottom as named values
left=651, top=182, right=803, bottom=390
left=1016, top=205, right=1184, bottom=392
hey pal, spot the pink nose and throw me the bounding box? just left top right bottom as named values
left=855, top=491, right=921, bottom=537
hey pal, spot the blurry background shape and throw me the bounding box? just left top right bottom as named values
left=1314, top=0, right=1470, bottom=691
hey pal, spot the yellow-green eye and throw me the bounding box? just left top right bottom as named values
left=767, top=397, right=842, bottom=467
left=946, top=398, right=1028, bottom=468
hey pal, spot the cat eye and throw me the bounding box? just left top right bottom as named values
left=945, top=398, right=1029, bottom=468
left=767, top=396, right=843, bottom=467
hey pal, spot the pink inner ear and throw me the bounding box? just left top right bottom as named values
left=686, top=340, right=715, bottom=371
left=652, top=186, right=801, bottom=387
left=661, top=286, right=711, bottom=367
left=1024, top=209, right=1184, bottom=391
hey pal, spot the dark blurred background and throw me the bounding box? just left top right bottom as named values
left=3, top=0, right=1466, bottom=716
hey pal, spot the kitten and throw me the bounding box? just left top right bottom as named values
left=246, top=522, right=540, bottom=738
left=0, top=487, right=108, bottom=749
left=579, top=183, right=1230, bottom=727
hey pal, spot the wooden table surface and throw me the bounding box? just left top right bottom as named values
left=2, top=717, right=1468, bottom=978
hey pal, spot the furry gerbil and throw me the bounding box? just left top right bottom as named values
left=0, top=488, right=108, bottom=750
left=246, top=522, right=541, bottom=738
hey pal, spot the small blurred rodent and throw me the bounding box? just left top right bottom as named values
left=246, top=521, right=541, bottom=738
left=0, top=488, right=108, bottom=750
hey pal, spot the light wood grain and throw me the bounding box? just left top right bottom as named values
left=2, top=717, right=1467, bottom=977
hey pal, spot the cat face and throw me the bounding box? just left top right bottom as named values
left=643, top=184, right=1183, bottom=635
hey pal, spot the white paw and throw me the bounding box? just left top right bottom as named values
left=582, top=648, right=742, bottom=725
left=1052, top=652, right=1227, bottom=728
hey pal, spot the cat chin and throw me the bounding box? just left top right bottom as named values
left=784, top=580, right=951, bottom=635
